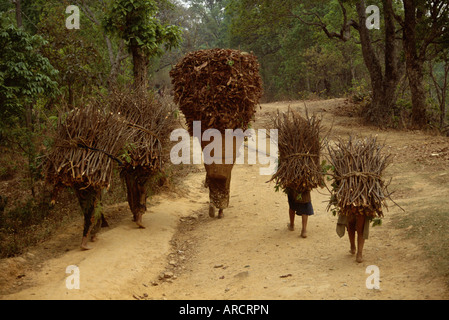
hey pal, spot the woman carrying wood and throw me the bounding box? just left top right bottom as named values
left=44, top=105, right=131, bottom=250
left=107, top=89, right=176, bottom=229
left=170, top=48, right=263, bottom=219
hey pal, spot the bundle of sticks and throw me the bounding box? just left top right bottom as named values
left=326, top=135, right=393, bottom=218
left=269, top=108, right=325, bottom=194
left=105, top=88, right=177, bottom=228
left=170, top=48, right=263, bottom=134
left=106, top=89, right=176, bottom=173
left=44, top=104, right=132, bottom=190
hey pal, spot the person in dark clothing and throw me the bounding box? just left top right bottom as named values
left=287, top=189, right=314, bottom=238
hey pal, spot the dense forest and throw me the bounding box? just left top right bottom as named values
left=0, top=0, right=448, bottom=257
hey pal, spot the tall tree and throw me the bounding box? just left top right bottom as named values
left=74, top=0, right=129, bottom=89
left=189, top=0, right=229, bottom=48
left=355, top=0, right=400, bottom=124
left=292, top=0, right=401, bottom=124
left=38, top=3, right=104, bottom=107
left=227, top=0, right=402, bottom=120
left=0, top=13, right=58, bottom=195
left=394, top=0, right=449, bottom=128
left=103, top=0, right=182, bottom=89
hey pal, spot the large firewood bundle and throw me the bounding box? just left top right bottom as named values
left=106, top=89, right=176, bottom=174
left=103, top=89, right=177, bottom=227
left=44, top=104, right=132, bottom=190
left=269, top=108, right=325, bottom=194
left=170, top=48, right=263, bottom=134
left=326, top=135, right=393, bottom=218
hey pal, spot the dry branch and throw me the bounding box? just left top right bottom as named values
left=103, top=88, right=178, bottom=225
left=106, top=89, right=177, bottom=173
left=44, top=104, right=132, bottom=190
left=269, top=108, right=325, bottom=193
left=326, top=135, right=393, bottom=218
left=170, top=48, right=263, bottom=134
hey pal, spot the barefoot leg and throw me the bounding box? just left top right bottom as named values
left=81, top=207, right=95, bottom=250
left=76, top=186, right=101, bottom=250
left=356, top=214, right=366, bottom=263
left=135, top=212, right=145, bottom=228
left=218, top=208, right=224, bottom=219
left=288, top=208, right=295, bottom=231
left=347, top=215, right=356, bottom=254
left=100, top=214, right=109, bottom=228
left=301, top=214, right=308, bottom=238
left=90, top=218, right=102, bottom=242
left=80, top=236, right=92, bottom=250
left=209, top=203, right=215, bottom=218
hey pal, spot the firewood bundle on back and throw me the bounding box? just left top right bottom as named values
left=326, top=135, right=393, bottom=218
left=44, top=104, right=132, bottom=190
left=269, top=108, right=325, bottom=194
left=170, top=48, right=263, bottom=134
left=105, top=88, right=177, bottom=228
left=106, top=89, right=176, bottom=174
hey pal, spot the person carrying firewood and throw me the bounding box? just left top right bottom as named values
left=336, top=208, right=371, bottom=263
left=270, top=108, right=325, bottom=238
left=327, top=135, right=397, bottom=263
left=44, top=104, right=132, bottom=250
left=170, top=48, right=263, bottom=220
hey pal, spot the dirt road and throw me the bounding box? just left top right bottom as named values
left=1, top=99, right=448, bottom=300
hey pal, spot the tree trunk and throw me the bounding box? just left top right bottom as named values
left=441, top=91, right=447, bottom=130
left=402, top=0, right=427, bottom=129
left=440, top=64, right=449, bottom=129
left=355, top=0, right=400, bottom=125
left=68, top=82, right=74, bottom=108
left=382, top=0, right=400, bottom=123
left=407, top=59, right=427, bottom=128
left=131, top=46, right=149, bottom=91
left=106, top=39, right=128, bottom=91
left=15, top=0, right=22, bottom=28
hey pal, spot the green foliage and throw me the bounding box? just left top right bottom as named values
left=348, top=78, right=371, bottom=104
left=0, top=13, right=58, bottom=130
left=371, top=217, right=382, bottom=227
left=0, top=12, right=60, bottom=197
left=0, top=196, right=56, bottom=258
left=103, top=0, right=182, bottom=57
left=37, top=3, right=106, bottom=107
left=188, top=0, right=230, bottom=49
left=226, top=0, right=365, bottom=101
left=118, top=143, right=137, bottom=164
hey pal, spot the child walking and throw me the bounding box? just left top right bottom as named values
left=287, top=189, right=314, bottom=238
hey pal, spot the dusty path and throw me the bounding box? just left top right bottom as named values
left=0, top=171, right=208, bottom=299
left=1, top=99, right=448, bottom=300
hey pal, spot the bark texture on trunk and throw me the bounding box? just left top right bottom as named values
left=355, top=0, right=400, bottom=126
left=407, top=60, right=427, bottom=128
left=403, top=0, right=427, bottom=128
left=131, top=46, right=149, bottom=90
left=15, top=0, right=22, bottom=28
